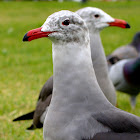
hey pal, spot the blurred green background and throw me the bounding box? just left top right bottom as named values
left=0, top=1, right=140, bottom=140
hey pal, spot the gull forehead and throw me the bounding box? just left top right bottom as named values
left=76, top=7, right=107, bottom=16
left=42, top=10, right=84, bottom=27
left=76, top=7, right=114, bottom=22
left=49, top=10, right=80, bottom=19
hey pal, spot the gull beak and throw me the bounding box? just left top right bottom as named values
left=108, top=19, right=130, bottom=28
left=23, top=27, right=54, bottom=42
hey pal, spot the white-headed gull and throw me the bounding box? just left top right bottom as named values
left=13, top=7, right=131, bottom=130
left=23, top=10, right=140, bottom=140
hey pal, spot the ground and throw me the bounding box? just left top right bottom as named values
left=0, top=1, right=140, bottom=140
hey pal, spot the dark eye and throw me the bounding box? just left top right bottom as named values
left=94, top=14, right=99, bottom=18
left=62, top=19, right=70, bottom=26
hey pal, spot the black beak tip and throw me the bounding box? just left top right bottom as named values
left=126, top=23, right=131, bottom=28
left=23, top=33, right=29, bottom=41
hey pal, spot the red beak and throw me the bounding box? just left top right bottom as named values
left=108, top=19, right=130, bottom=28
left=23, top=27, right=55, bottom=42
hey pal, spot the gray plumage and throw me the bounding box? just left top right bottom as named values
left=108, top=45, right=138, bottom=60
left=14, top=7, right=132, bottom=130
left=109, top=57, right=140, bottom=108
left=86, top=132, right=140, bottom=140
left=93, top=108, right=140, bottom=133
left=107, top=31, right=140, bottom=66
left=108, top=32, right=140, bottom=108
left=23, top=10, right=140, bottom=140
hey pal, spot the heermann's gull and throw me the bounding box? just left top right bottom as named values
left=13, top=7, right=130, bottom=130
left=76, top=7, right=129, bottom=106
left=109, top=56, right=140, bottom=108
left=23, top=10, right=140, bottom=140
left=107, top=32, right=140, bottom=66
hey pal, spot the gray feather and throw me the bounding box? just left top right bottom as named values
left=93, top=108, right=140, bottom=133
left=83, top=132, right=140, bottom=140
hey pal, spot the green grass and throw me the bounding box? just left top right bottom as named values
left=0, top=1, right=140, bottom=139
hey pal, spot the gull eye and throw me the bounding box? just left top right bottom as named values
left=62, top=19, right=70, bottom=26
left=94, top=14, right=100, bottom=18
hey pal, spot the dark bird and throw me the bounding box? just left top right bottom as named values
left=107, top=32, right=140, bottom=67
left=109, top=56, right=140, bottom=108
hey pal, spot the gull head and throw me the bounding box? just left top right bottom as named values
left=76, top=7, right=130, bottom=32
left=23, top=10, right=89, bottom=44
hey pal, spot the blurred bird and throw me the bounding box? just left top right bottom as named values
left=13, top=7, right=130, bottom=130
left=109, top=56, right=140, bottom=108
left=107, top=32, right=140, bottom=67
left=107, top=32, right=140, bottom=108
